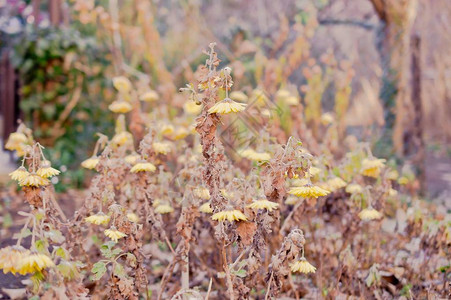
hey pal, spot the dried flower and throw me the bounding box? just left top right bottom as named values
left=184, top=100, right=202, bottom=115
left=398, top=176, right=409, bottom=185
left=127, top=212, right=139, bottom=223
left=5, top=132, right=28, bottom=155
left=345, top=183, right=363, bottom=194
left=19, top=173, right=49, bottom=187
left=247, top=199, right=279, bottom=212
left=9, top=166, right=29, bottom=182
left=81, top=156, right=99, bottom=169
left=212, top=209, right=247, bottom=222
left=288, top=184, right=330, bottom=198
left=152, top=142, right=171, bottom=155
left=321, top=177, right=347, bottom=192
left=199, top=202, right=213, bottom=213
left=17, top=253, right=55, bottom=275
left=193, top=187, right=210, bottom=200
left=358, top=207, right=383, bottom=221
left=239, top=148, right=271, bottom=161
left=320, top=112, right=335, bottom=125
left=361, top=158, right=386, bottom=178
left=112, top=76, right=132, bottom=93
left=109, top=100, right=132, bottom=114
left=291, top=257, right=316, bottom=274
left=139, top=90, right=159, bottom=102
left=130, top=162, right=156, bottom=173
left=208, top=98, right=246, bottom=114
left=155, top=204, right=174, bottom=214
left=0, top=246, right=30, bottom=274
left=85, top=213, right=110, bottom=225
left=124, top=153, right=140, bottom=165
left=36, top=161, right=60, bottom=178
left=112, top=131, right=133, bottom=146
left=104, top=227, right=127, bottom=242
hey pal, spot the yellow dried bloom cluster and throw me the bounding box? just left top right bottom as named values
left=19, top=173, right=49, bottom=187
left=212, top=209, right=247, bottom=222
left=0, top=247, right=54, bottom=275
left=112, top=76, right=132, bottom=93
left=112, top=131, right=133, bottom=146
left=36, top=160, right=60, bottom=178
left=130, top=162, right=156, bottom=173
left=199, top=202, right=213, bottom=213
left=184, top=100, right=202, bottom=115
left=104, top=227, right=127, bottom=242
left=275, top=89, right=299, bottom=106
left=208, top=98, right=246, bottom=114
left=361, top=158, right=386, bottom=178
left=291, top=257, right=316, bottom=274
left=155, top=204, right=174, bottom=214
left=230, top=91, right=248, bottom=102
left=288, top=184, right=330, bottom=198
left=127, top=212, right=139, bottom=223
left=321, top=177, right=347, bottom=192
left=109, top=100, right=132, bottom=114
left=247, top=200, right=279, bottom=212
left=345, top=183, right=363, bottom=194
left=358, top=208, right=383, bottom=221
left=139, top=90, right=159, bottom=102
left=85, top=213, right=111, bottom=225
left=5, top=132, right=29, bottom=156
left=193, top=188, right=211, bottom=200
left=9, top=166, right=29, bottom=182
left=81, top=156, right=99, bottom=170
left=239, top=148, right=271, bottom=161
left=124, top=153, right=140, bottom=165
left=152, top=142, right=171, bottom=155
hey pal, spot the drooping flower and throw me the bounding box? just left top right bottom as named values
left=152, top=142, right=171, bottom=155
left=212, top=209, right=247, bottom=222
left=17, top=253, right=55, bottom=275
left=160, top=124, right=175, bottom=136
left=288, top=184, right=330, bottom=198
left=358, top=207, right=383, bottom=221
left=9, top=166, right=29, bottom=182
left=5, top=132, right=28, bottom=155
left=112, top=131, right=133, bottom=146
left=139, top=90, right=159, bottom=102
left=0, top=246, right=30, bottom=274
left=130, top=162, right=156, bottom=173
left=230, top=91, right=248, bottom=102
left=208, top=98, right=246, bottom=114
left=104, top=227, right=127, bottom=242
left=291, top=257, right=316, bottom=274
left=36, top=160, right=60, bottom=178
left=85, top=213, right=110, bottom=225
left=320, top=112, right=335, bottom=126
left=81, top=156, right=99, bottom=170
left=184, top=100, right=202, bottom=115
left=361, top=158, right=386, bottom=178
left=345, top=183, right=363, bottom=194
left=126, top=212, right=139, bottom=223
left=19, top=173, right=49, bottom=187
left=199, top=202, right=213, bottom=213
left=321, top=177, right=347, bottom=192
left=398, top=176, right=409, bottom=185
left=124, top=153, right=140, bottom=165
left=247, top=200, right=279, bottom=212
left=306, top=166, right=321, bottom=177
left=155, top=204, right=174, bottom=214
left=109, top=100, right=132, bottom=114
left=193, top=188, right=210, bottom=200
left=112, top=76, right=132, bottom=93
left=172, top=127, right=190, bottom=140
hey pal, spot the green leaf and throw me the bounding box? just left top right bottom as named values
left=91, top=261, right=107, bottom=281
left=234, top=269, right=247, bottom=278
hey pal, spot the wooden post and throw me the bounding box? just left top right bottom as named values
left=0, top=52, right=18, bottom=147
left=49, top=0, right=62, bottom=26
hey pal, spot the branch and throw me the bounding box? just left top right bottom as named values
left=318, top=18, right=376, bottom=31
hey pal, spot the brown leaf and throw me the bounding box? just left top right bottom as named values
left=236, top=221, right=257, bottom=246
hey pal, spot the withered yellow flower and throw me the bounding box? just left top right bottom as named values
left=199, top=202, right=213, bottom=213
left=184, top=101, right=202, bottom=115
left=247, top=200, right=279, bottom=212
left=112, top=131, right=133, bottom=146
left=239, top=148, right=271, bottom=161
left=194, top=188, right=211, bottom=200
left=0, top=246, right=30, bottom=274
left=388, top=188, right=398, bottom=197
left=5, top=132, right=28, bottom=155
left=104, top=227, right=127, bottom=242
left=288, top=184, right=330, bottom=198
left=358, top=208, right=383, bottom=221
left=19, top=173, right=49, bottom=187
left=306, top=166, right=321, bottom=177
left=81, top=156, right=99, bottom=170
left=85, top=213, right=110, bottom=225
left=345, top=183, right=363, bottom=194
left=130, top=162, right=156, bottom=173
left=322, top=177, right=347, bottom=192
left=152, top=142, right=171, bottom=155
left=387, top=169, right=399, bottom=180
left=155, top=204, right=174, bottom=214
left=109, top=100, right=132, bottom=114
left=230, top=91, right=248, bottom=102
left=9, top=166, right=29, bottom=182
left=36, top=161, right=60, bottom=178
left=112, top=76, right=132, bottom=93
left=208, top=98, right=246, bottom=114
left=212, top=209, right=247, bottom=222
left=291, top=178, right=309, bottom=187
left=284, top=96, right=299, bottom=106
left=361, top=158, right=386, bottom=178
left=320, top=112, right=335, bottom=126
left=398, top=176, right=409, bottom=185
left=160, top=124, right=175, bottom=136
left=139, top=90, right=159, bottom=102
left=17, top=253, right=55, bottom=275
left=126, top=212, right=139, bottom=223
left=291, top=257, right=316, bottom=274
left=124, top=153, right=140, bottom=165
